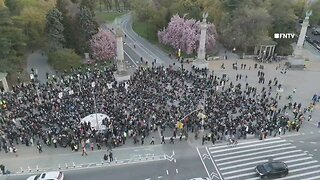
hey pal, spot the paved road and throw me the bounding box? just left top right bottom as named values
left=204, top=136, right=320, bottom=180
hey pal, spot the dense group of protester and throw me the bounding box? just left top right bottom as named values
left=0, top=62, right=315, bottom=155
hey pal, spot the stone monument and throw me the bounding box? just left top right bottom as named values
left=113, top=18, right=130, bottom=81
left=288, top=10, right=312, bottom=69
left=0, top=72, right=9, bottom=92
left=193, top=12, right=209, bottom=69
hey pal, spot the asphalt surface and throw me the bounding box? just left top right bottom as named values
left=2, top=14, right=320, bottom=180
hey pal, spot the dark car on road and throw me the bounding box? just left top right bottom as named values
left=312, top=29, right=320, bottom=35
left=256, top=161, right=289, bottom=179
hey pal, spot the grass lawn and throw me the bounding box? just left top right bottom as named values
left=95, top=11, right=126, bottom=24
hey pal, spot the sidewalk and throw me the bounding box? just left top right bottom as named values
left=0, top=131, right=166, bottom=175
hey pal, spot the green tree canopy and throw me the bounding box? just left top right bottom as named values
left=46, top=8, right=65, bottom=50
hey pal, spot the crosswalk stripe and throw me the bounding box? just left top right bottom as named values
left=289, top=164, right=320, bottom=173
left=222, top=167, right=254, bottom=175
left=210, top=140, right=287, bottom=153
left=279, top=169, right=320, bottom=180
left=218, top=150, right=303, bottom=166
left=284, top=157, right=312, bottom=164
left=220, top=160, right=268, bottom=171
left=224, top=172, right=257, bottom=180
left=211, top=143, right=291, bottom=157
left=215, top=146, right=296, bottom=162
left=208, top=137, right=281, bottom=150
left=303, top=175, right=320, bottom=180
left=245, top=177, right=260, bottom=180
left=273, top=153, right=306, bottom=161
left=288, top=160, right=318, bottom=168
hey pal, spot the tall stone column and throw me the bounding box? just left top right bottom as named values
left=197, top=20, right=208, bottom=60
left=193, top=12, right=209, bottom=69
left=116, top=28, right=125, bottom=72
left=0, top=73, right=9, bottom=92
left=294, top=10, right=312, bottom=57
left=288, top=10, right=312, bottom=69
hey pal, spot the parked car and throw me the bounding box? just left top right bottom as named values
left=27, top=171, right=64, bottom=180
left=312, top=29, right=320, bottom=35
left=256, top=161, right=288, bottom=179
left=305, top=36, right=312, bottom=43
left=313, top=40, right=320, bottom=46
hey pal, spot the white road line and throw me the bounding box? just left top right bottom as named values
left=212, top=142, right=291, bottom=157
left=314, top=149, right=318, bottom=151
left=274, top=153, right=307, bottom=160
left=284, top=157, right=312, bottom=164
left=215, top=146, right=296, bottom=162
left=220, top=160, right=268, bottom=171
left=218, top=150, right=303, bottom=166
left=289, top=164, right=320, bottom=173
left=288, top=160, right=318, bottom=168
left=310, top=142, right=317, bottom=144
left=158, top=176, right=163, bottom=179
left=245, top=177, right=260, bottom=180
left=279, top=170, right=320, bottom=180
left=196, top=147, right=212, bottom=180
left=224, top=172, right=257, bottom=180
left=303, top=175, right=320, bottom=180
left=166, top=170, right=169, bottom=175
left=208, top=137, right=281, bottom=150
left=222, top=166, right=254, bottom=175
left=210, top=140, right=287, bottom=154
left=205, top=147, right=223, bottom=180
left=124, top=51, right=138, bottom=68
left=299, top=141, right=305, bottom=143
left=176, top=169, right=179, bottom=174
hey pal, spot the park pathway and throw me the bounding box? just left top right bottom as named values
left=26, top=50, right=55, bottom=84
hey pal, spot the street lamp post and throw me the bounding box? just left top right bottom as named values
left=91, top=82, right=99, bottom=131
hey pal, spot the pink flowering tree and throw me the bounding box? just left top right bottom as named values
left=158, top=15, right=217, bottom=55
left=90, top=29, right=116, bottom=61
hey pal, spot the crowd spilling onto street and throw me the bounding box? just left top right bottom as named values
left=0, top=61, right=317, bottom=155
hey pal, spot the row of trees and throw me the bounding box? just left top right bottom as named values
left=1, top=0, right=117, bottom=81
left=46, top=0, right=116, bottom=69
left=0, top=0, right=57, bottom=80
left=158, top=15, right=217, bottom=55
left=132, top=0, right=320, bottom=55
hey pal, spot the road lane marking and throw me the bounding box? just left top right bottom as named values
left=284, top=157, right=312, bottom=163
left=158, top=176, right=163, bottom=179
left=289, top=164, right=320, bottom=173
left=211, top=142, right=291, bottom=157
left=279, top=169, right=320, bottom=180
left=205, top=147, right=223, bottom=180
left=218, top=150, right=303, bottom=166
left=224, top=172, right=257, bottom=180
left=176, top=169, right=179, bottom=174
left=197, top=147, right=213, bottom=180
left=210, top=140, right=287, bottom=153
left=208, top=137, right=281, bottom=150
left=215, top=146, right=296, bottom=162
left=220, top=160, right=268, bottom=171
left=288, top=160, right=318, bottom=168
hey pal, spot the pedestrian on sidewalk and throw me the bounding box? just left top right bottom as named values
left=169, top=137, right=174, bottom=144
left=96, top=142, right=101, bottom=150
left=109, top=151, right=113, bottom=162
left=150, top=137, right=155, bottom=144
left=141, top=135, right=144, bottom=145
left=90, top=142, right=94, bottom=151
left=37, top=143, right=42, bottom=153
left=103, top=154, right=108, bottom=161
left=161, top=135, right=165, bottom=144
left=82, top=147, right=88, bottom=156
left=53, top=138, right=57, bottom=148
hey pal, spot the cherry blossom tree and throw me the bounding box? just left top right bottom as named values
left=90, top=29, right=116, bottom=61
left=158, top=15, right=217, bottom=55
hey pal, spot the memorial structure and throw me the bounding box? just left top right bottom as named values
left=288, top=10, right=312, bottom=69
left=193, top=12, right=209, bottom=69
left=0, top=73, right=9, bottom=92
left=113, top=19, right=130, bottom=81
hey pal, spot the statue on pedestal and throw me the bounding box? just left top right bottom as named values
left=193, top=12, right=209, bottom=69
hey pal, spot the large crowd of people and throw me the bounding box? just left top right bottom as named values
left=0, top=62, right=313, bottom=154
